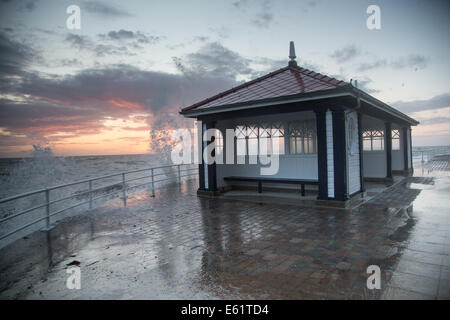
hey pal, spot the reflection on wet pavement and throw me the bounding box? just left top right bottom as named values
left=0, top=167, right=449, bottom=299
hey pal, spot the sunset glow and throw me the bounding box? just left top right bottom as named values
left=0, top=0, right=448, bottom=158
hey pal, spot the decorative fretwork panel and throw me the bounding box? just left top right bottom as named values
left=363, top=129, right=385, bottom=151
left=288, top=120, right=317, bottom=154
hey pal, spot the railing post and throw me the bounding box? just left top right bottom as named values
left=151, top=168, right=155, bottom=197
left=45, top=188, right=50, bottom=230
left=122, top=173, right=127, bottom=207
left=177, top=165, right=181, bottom=185
left=88, top=180, right=92, bottom=210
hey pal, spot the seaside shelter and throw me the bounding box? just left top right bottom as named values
left=180, top=42, right=419, bottom=204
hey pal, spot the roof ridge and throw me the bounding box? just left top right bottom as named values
left=290, top=65, right=347, bottom=88
left=182, top=66, right=290, bottom=112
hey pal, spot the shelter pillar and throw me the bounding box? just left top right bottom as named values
left=402, top=127, right=409, bottom=172
left=357, top=112, right=365, bottom=192
left=385, top=122, right=392, bottom=179
left=314, top=109, right=328, bottom=200
left=331, top=107, right=348, bottom=201
left=409, top=127, right=414, bottom=174
left=198, top=120, right=217, bottom=192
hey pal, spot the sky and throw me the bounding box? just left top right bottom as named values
left=0, top=0, right=449, bottom=157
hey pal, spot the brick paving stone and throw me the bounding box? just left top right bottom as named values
left=0, top=175, right=449, bottom=299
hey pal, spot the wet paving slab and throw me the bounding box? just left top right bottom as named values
left=0, top=171, right=449, bottom=299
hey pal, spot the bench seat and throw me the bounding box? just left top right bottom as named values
left=224, top=176, right=318, bottom=196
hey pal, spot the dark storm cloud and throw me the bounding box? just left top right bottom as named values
left=391, top=93, right=450, bottom=114
left=65, top=30, right=160, bottom=56
left=83, top=1, right=132, bottom=17
left=65, top=34, right=90, bottom=50
left=65, top=33, right=129, bottom=56
left=0, top=32, right=37, bottom=77
left=330, top=45, right=360, bottom=63
left=0, top=39, right=285, bottom=146
left=100, top=29, right=160, bottom=44
left=357, top=54, right=429, bottom=72
left=173, top=42, right=253, bottom=80
left=0, top=61, right=235, bottom=139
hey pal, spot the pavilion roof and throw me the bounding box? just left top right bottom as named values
left=181, top=65, right=349, bottom=112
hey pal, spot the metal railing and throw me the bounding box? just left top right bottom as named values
left=412, top=147, right=450, bottom=165
left=0, top=163, right=198, bottom=242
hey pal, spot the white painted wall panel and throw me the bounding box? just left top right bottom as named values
left=326, top=110, right=334, bottom=198
left=363, top=151, right=386, bottom=178
left=392, top=150, right=404, bottom=170
left=345, top=111, right=361, bottom=195
left=214, top=111, right=318, bottom=188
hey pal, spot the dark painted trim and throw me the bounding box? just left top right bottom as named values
left=402, top=127, right=408, bottom=171
left=198, top=121, right=217, bottom=192
left=357, top=112, right=365, bottom=192
left=331, top=108, right=348, bottom=201
left=314, top=109, right=328, bottom=200
left=198, top=123, right=205, bottom=191
left=198, top=163, right=205, bottom=190
left=385, top=122, right=392, bottom=178
left=409, top=127, right=414, bottom=174
left=206, top=121, right=217, bottom=192
left=197, top=98, right=352, bottom=122
left=181, top=84, right=419, bottom=127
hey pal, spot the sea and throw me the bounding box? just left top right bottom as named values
left=1, top=146, right=449, bottom=198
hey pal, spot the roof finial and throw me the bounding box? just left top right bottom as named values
left=288, top=41, right=297, bottom=67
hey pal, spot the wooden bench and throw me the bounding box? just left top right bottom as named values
left=224, top=176, right=318, bottom=196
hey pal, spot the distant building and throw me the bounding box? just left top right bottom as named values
left=180, top=42, right=418, bottom=204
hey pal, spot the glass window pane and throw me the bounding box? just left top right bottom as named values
left=236, top=138, right=246, bottom=155
left=272, top=137, right=284, bottom=154
left=392, top=139, right=400, bottom=150
left=363, top=139, right=371, bottom=151
left=290, top=137, right=296, bottom=154
left=296, top=138, right=303, bottom=154
left=248, top=138, right=258, bottom=155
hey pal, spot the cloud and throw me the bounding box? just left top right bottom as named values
left=232, top=0, right=274, bottom=28
left=65, top=30, right=160, bottom=56
left=232, top=0, right=249, bottom=8
left=83, top=1, right=132, bottom=17
left=173, top=42, right=253, bottom=81
left=355, top=77, right=379, bottom=94
left=0, top=31, right=37, bottom=77
left=0, top=61, right=235, bottom=145
left=418, top=116, right=450, bottom=126
left=357, top=54, right=429, bottom=72
left=0, top=39, right=290, bottom=155
left=357, top=59, right=387, bottom=72
left=100, top=29, right=160, bottom=44
left=252, top=0, right=274, bottom=28
left=330, top=45, right=360, bottom=63
left=391, top=54, right=428, bottom=70
left=390, top=93, right=450, bottom=114
left=65, top=33, right=130, bottom=56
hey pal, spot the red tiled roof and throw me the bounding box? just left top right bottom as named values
left=182, top=65, right=348, bottom=112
